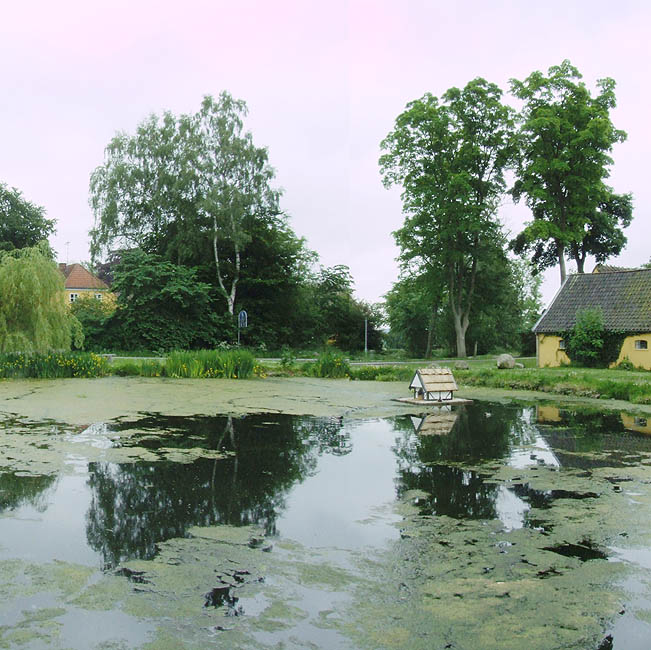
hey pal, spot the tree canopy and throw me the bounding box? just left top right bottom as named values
left=105, top=250, right=219, bottom=352
left=380, top=78, right=515, bottom=356
left=89, top=92, right=281, bottom=316
left=510, top=60, right=631, bottom=282
left=0, top=243, right=82, bottom=352
left=0, top=183, right=55, bottom=251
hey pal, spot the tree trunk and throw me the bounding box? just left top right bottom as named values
left=212, top=214, right=240, bottom=316
left=557, top=242, right=567, bottom=284
left=425, top=302, right=437, bottom=358
left=452, top=309, right=468, bottom=358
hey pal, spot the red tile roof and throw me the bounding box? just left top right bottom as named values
left=59, top=263, right=109, bottom=290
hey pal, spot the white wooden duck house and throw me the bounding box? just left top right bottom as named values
left=409, top=368, right=458, bottom=402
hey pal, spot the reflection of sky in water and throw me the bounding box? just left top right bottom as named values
left=495, top=485, right=529, bottom=531
left=496, top=408, right=559, bottom=530
left=276, top=419, right=402, bottom=549
left=507, top=408, right=560, bottom=470
left=0, top=475, right=99, bottom=566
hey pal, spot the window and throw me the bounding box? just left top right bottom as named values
left=95, top=293, right=103, bottom=300
left=635, top=417, right=648, bottom=427
left=635, top=340, right=648, bottom=350
left=558, top=339, right=566, bottom=350
left=69, top=293, right=79, bottom=303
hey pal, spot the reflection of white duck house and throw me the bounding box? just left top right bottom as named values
left=409, top=368, right=458, bottom=402
left=410, top=412, right=458, bottom=436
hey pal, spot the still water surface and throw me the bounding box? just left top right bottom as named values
left=2, top=402, right=651, bottom=648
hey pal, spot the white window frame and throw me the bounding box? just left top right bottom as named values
left=558, top=339, right=566, bottom=350
left=635, top=340, right=648, bottom=351
left=95, top=293, right=103, bottom=300
left=70, top=293, right=79, bottom=303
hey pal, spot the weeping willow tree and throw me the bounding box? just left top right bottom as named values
left=0, top=243, right=83, bottom=352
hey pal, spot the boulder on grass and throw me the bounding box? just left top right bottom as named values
left=496, top=354, right=516, bottom=369
left=455, top=360, right=470, bottom=370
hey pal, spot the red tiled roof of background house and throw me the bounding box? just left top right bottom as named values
left=59, top=263, right=109, bottom=290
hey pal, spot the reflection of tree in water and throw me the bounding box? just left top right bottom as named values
left=392, top=404, right=523, bottom=520
left=85, top=414, right=349, bottom=568
left=0, top=471, right=57, bottom=513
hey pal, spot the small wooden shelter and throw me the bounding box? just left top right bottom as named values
left=409, top=368, right=458, bottom=402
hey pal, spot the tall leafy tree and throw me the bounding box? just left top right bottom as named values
left=0, top=183, right=55, bottom=251
left=89, top=92, right=281, bottom=316
left=380, top=78, right=515, bottom=357
left=510, top=60, right=631, bottom=283
left=0, top=243, right=82, bottom=352
left=385, top=271, right=444, bottom=357
left=106, top=250, right=218, bottom=351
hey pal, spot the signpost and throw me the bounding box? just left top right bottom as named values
left=237, top=310, right=248, bottom=346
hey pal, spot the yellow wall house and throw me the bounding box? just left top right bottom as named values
left=533, top=268, right=651, bottom=369
left=58, top=263, right=113, bottom=305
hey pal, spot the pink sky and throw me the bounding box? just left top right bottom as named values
left=1, top=0, right=648, bottom=307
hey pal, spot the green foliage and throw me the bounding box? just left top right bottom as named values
left=454, top=366, right=650, bottom=404
left=139, top=360, right=164, bottom=377
left=0, top=243, right=83, bottom=352
left=108, top=250, right=218, bottom=351
left=348, top=365, right=413, bottom=382
left=89, top=92, right=282, bottom=317
left=0, top=351, right=108, bottom=378
left=563, top=308, right=625, bottom=368
left=302, top=350, right=351, bottom=378
left=380, top=78, right=516, bottom=357
left=69, top=294, right=116, bottom=350
left=510, top=60, right=631, bottom=281
left=0, top=184, right=55, bottom=251
left=111, top=361, right=141, bottom=377
left=165, top=349, right=256, bottom=379
left=564, top=308, right=604, bottom=366
left=279, top=347, right=296, bottom=370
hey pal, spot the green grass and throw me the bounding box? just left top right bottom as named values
left=165, top=349, right=256, bottom=379
left=452, top=366, right=651, bottom=404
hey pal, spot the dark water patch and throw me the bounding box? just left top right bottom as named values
left=0, top=471, right=57, bottom=513
left=114, top=567, right=151, bottom=584
left=542, top=540, right=608, bottom=562
left=526, top=518, right=555, bottom=535
left=204, top=584, right=242, bottom=614
left=511, top=483, right=600, bottom=509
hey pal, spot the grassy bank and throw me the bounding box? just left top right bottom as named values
left=452, top=366, right=651, bottom=404
left=0, top=350, right=261, bottom=380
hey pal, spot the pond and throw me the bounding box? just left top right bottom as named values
left=2, top=401, right=651, bottom=648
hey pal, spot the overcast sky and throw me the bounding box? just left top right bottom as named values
left=1, top=0, right=648, bottom=307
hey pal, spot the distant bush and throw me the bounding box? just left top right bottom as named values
left=564, top=308, right=625, bottom=368
left=348, top=365, right=413, bottom=382
left=303, top=350, right=351, bottom=378
left=111, top=361, right=141, bottom=377
left=0, top=352, right=109, bottom=378
left=166, top=349, right=255, bottom=379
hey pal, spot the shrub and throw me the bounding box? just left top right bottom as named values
left=111, top=361, right=141, bottom=377
left=0, top=352, right=109, bottom=378
left=165, top=349, right=256, bottom=379
left=280, top=347, right=296, bottom=370
left=348, top=365, right=413, bottom=382
left=303, top=350, right=351, bottom=378
left=564, top=308, right=625, bottom=368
